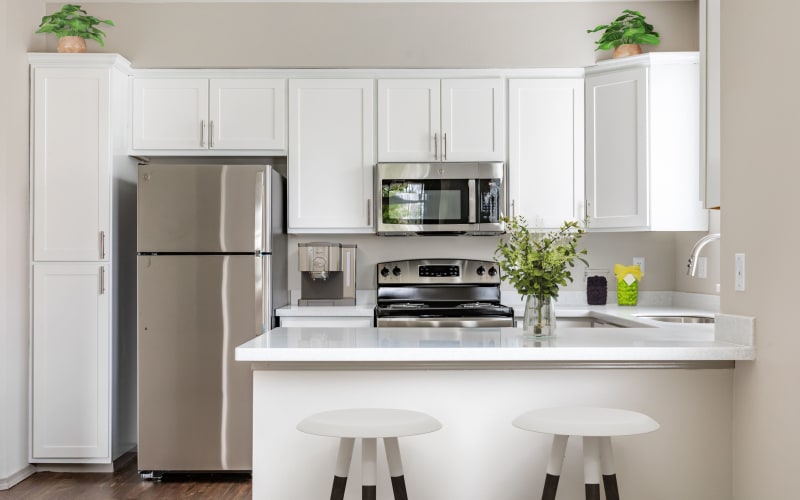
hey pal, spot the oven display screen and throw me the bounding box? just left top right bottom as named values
left=418, top=265, right=460, bottom=277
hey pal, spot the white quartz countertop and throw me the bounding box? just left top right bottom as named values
left=236, top=324, right=754, bottom=364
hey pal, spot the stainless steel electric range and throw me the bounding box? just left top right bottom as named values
left=374, top=258, right=515, bottom=327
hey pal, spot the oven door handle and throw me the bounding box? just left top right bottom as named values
left=376, top=317, right=514, bottom=328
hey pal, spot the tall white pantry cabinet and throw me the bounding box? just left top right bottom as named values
left=28, top=54, right=137, bottom=466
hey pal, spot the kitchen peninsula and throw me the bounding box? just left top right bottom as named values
left=236, top=321, right=753, bottom=500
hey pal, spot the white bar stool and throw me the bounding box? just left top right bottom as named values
left=513, top=407, right=659, bottom=500
left=297, top=408, right=442, bottom=500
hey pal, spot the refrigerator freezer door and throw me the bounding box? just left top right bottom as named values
left=137, top=254, right=263, bottom=471
left=137, top=164, right=268, bottom=253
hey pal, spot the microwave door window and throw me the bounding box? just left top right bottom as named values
left=381, top=180, right=470, bottom=224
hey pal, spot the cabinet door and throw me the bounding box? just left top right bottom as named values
left=132, top=78, right=209, bottom=150
left=33, top=68, right=110, bottom=261
left=377, top=79, right=440, bottom=162
left=288, top=79, right=375, bottom=233
left=210, top=79, right=287, bottom=150
left=508, top=79, right=584, bottom=228
left=585, top=67, right=648, bottom=229
left=32, top=263, right=110, bottom=460
left=441, top=79, right=504, bottom=162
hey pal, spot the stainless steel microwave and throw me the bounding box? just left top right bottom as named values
left=375, top=162, right=505, bottom=236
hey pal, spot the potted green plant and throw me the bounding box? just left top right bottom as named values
left=495, top=216, right=587, bottom=337
left=36, top=4, right=114, bottom=53
left=587, top=9, right=660, bottom=59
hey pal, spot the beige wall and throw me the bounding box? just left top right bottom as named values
left=47, top=1, right=699, bottom=68
left=0, top=0, right=44, bottom=486
left=723, top=0, right=800, bottom=498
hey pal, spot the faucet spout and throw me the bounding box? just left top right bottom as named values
left=687, top=233, right=720, bottom=276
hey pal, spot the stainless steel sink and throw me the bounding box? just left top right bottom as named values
left=636, top=315, right=715, bottom=324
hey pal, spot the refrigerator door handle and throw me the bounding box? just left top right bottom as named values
left=256, top=257, right=266, bottom=333
left=254, top=170, right=264, bottom=254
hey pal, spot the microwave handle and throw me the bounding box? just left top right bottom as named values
left=468, top=179, right=477, bottom=223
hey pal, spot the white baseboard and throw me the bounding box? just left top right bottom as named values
left=0, top=464, right=36, bottom=490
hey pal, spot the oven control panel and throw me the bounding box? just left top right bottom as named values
left=377, top=258, right=501, bottom=285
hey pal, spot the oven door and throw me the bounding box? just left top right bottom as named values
left=376, top=316, right=515, bottom=328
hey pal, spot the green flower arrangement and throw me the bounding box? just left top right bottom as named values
left=495, top=216, right=588, bottom=299
left=495, top=216, right=588, bottom=335
left=36, top=4, right=115, bottom=47
left=587, top=9, right=660, bottom=52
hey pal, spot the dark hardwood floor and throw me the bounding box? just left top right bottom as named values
left=0, top=455, right=252, bottom=499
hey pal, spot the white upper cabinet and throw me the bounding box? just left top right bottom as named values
left=378, top=78, right=504, bottom=162
left=585, top=53, right=707, bottom=231
left=132, top=78, right=286, bottom=153
left=33, top=67, right=111, bottom=262
left=508, top=78, right=584, bottom=228
left=288, top=79, right=375, bottom=233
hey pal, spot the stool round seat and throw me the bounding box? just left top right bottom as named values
left=298, top=408, right=442, bottom=438
left=513, top=406, right=660, bottom=437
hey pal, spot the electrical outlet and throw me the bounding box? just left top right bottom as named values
left=735, top=253, right=746, bottom=291
left=697, top=257, right=708, bottom=279
left=632, top=257, right=645, bottom=274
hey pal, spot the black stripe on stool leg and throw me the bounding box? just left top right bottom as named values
left=585, top=483, right=601, bottom=500
left=391, top=475, right=409, bottom=500
left=362, top=485, right=377, bottom=500
left=329, top=475, right=347, bottom=500
left=603, top=474, right=620, bottom=500
left=541, top=473, right=560, bottom=500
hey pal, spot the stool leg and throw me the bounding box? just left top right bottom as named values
left=330, top=437, right=355, bottom=500
left=542, top=434, right=568, bottom=500
left=362, top=437, right=377, bottom=500
left=600, top=436, right=620, bottom=500
left=384, top=437, right=408, bottom=500
left=583, top=436, right=601, bottom=500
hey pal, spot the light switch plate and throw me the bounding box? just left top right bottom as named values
left=735, top=253, right=746, bottom=291
left=632, top=257, right=645, bottom=274
left=697, top=257, right=708, bottom=279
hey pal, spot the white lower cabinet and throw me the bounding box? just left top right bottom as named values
left=508, top=78, right=584, bottom=227
left=288, top=79, right=375, bottom=233
left=32, top=263, right=110, bottom=460
left=280, top=317, right=373, bottom=328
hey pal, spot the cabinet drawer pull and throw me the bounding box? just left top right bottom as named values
left=367, top=199, right=372, bottom=226
left=434, top=133, right=438, bottom=160
left=99, top=267, right=105, bottom=295
left=210, top=120, right=214, bottom=148
left=443, top=133, right=447, bottom=161
left=200, top=120, right=206, bottom=147
left=100, top=230, right=106, bottom=259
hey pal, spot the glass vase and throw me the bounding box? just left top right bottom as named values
left=522, top=295, right=556, bottom=338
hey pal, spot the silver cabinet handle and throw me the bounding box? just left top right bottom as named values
left=209, top=120, right=214, bottom=148
left=511, top=200, right=516, bottom=218
left=200, top=120, right=206, bottom=147
left=100, top=230, right=106, bottom=259
left=434, top=133, right=438, bottom=160
left=99, top=266, right=105, bottom=295
left=443, top=132, right=447, bottom=161
left=367, top=199, right=372, bottom=226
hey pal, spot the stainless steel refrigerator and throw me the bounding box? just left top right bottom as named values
left=136, top=163, right=287, bottom=477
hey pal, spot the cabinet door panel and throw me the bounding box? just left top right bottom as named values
left=33, top=68, right=110, bottom=261
left=288, top=79, right=375, bottom=232
left=508, top=79, right=584, bottom=228
left=441, top=79, right=504, bottom=162
left=585, top=68, right=648, bottom=228
left=377, top=79, right=440, bottom=162
left=132, top=79, right=208, bottom=150
left=32, top=263, right=110, bottom=460
left=210, top=79, right=286, bottom=150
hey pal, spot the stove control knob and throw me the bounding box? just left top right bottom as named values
left=392, top=266, right=402, bottom=277
left=488, top=266, right=498, bottom=277
left=380, top=266, right=390, bottom=278
left=476, top=266, right=486, bottom=276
